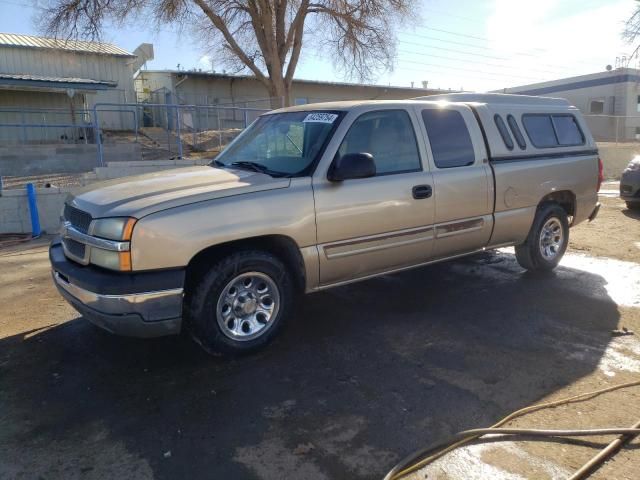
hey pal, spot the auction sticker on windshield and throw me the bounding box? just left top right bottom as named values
left=303, top=113, right=338, bottom=123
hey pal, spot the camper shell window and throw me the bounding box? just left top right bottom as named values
left=522, top=113, right=585, bottom=148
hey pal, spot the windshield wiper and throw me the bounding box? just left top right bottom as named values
left=229, top=161, right=286, bottom=177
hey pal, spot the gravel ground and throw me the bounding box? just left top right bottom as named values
left=0, top=192, right=639, bottom=480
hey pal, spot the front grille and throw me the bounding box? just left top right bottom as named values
left=63, top=237, right=86, bottom=259
left=64, top=204, right=92, bottom=233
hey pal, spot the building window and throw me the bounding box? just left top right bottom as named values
left=421, top=109, right=475, bottom=168
left=590, top=100, right=605, bottom=114
left=295, top=97, right=308, bottom=105
left=637, top=95, right=640, bottom=113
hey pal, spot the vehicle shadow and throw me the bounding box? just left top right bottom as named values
left=622, top=205, right=640, bottom=220
left=0, top=250, right=623, bottom=479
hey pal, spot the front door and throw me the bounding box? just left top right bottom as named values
left=312, top=108, right=436, bottom=286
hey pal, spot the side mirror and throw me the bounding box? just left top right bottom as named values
left=328, top=153, right=376, bottom=182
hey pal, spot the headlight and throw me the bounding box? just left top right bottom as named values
left=90, top=217, right=136, bottom=271
left=92, top=217, right=136, bottom=241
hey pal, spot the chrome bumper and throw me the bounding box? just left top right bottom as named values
left=53, top=270, right=183, bottom=337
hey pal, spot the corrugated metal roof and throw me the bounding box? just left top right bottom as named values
left=139, top=70, right=445, bottom=93
left=0, top=32, right=135, bottom=57
left=0, top=73, right=117, bottom=86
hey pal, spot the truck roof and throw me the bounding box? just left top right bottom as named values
left=269, top=93, right=571, bottom=114
left=413, top=92, right=570, bottom=106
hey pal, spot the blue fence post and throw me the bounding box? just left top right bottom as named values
left=175, top=104, right=183, bottom=159
left=26, top=183, right=41, bottom=237
left=92, top=105, right=104, bottom=167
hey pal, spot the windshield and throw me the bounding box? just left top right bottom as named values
left=213, top=111, right=342, bottom=176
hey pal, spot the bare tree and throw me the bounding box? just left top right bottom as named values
left=41, top=0, right=415, bottom=106
left=624, top=0, right=640, bottom=64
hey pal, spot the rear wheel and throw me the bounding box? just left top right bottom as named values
left=626, top=201, right=640, bottom=210
left=186, top=250, right=294, bottom=356
left=515, top=204, right=569, bottom=272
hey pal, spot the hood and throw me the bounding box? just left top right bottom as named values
left=68, top=166, right=290, bottom=218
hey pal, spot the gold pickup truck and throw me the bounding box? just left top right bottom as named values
left=50, top=93, right=602, bottom=355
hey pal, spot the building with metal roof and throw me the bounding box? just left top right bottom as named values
left=0, top=32, right=135, bottom=57
left=135, top=70, right=446, bottom=109
left=0, top=32, right=150, bottom=143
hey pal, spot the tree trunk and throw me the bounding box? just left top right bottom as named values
left=268, top=77, right=290, bottom=109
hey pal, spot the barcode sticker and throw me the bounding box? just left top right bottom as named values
left=303, top=113, right=338, bottom=123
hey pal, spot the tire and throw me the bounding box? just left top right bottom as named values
left=186, top=250, right=294, bottom=356
left=515, top=203, right=569, bottom=272
left=626, top=201, right=640, bottom=210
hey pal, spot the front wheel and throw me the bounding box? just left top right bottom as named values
left=186, top=250, right=294, bottom=356
left=515, top=204, right=569, bottom=271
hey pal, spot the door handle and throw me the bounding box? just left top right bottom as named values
left=412, top=185, right=432, bottom=199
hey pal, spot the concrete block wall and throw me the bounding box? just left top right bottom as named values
left=1, top=159, right=211, bottom=234
left=0, top=186, right=68, bottom=234
left=0, top=143, right=141, bottom=176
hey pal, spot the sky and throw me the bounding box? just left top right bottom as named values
left=0, top=0, right=638, bottom=92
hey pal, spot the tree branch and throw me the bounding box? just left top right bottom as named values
left=192, top=0, right=269, bottom=87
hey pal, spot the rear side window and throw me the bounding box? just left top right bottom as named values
left=552, top=115, right=584, bottom=146
left=522, top=115, right=557, bottom=148
left=421, top=109, right=475, bottom=168
left=522, top=114, right=585, bottom=148
left=507, top=115, right=526, bottom=149
left=494, top=115, right=514, bottom=150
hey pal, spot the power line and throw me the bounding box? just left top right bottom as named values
left=399, top=39, right=511, bottom=61
left=396, top=58, right=547, bottom=82
left=392, top=64, right=527, bottom=90
left=397, top=46, right=575, bottom=77
left=403, top=30, right=602, bottom=68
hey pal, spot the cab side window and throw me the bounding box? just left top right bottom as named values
left=421, top=109, right=475, bottom=168
left=337, top=110, right=421, bottom=175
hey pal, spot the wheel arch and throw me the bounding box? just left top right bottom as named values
left=537, top=190, right=576, bottom=222
left=184, top=235, right=307, bottom=297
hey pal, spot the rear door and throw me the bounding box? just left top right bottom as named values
left=415, top=104, right=494, bottom=258
left=312, top=107, right=436, bottom=286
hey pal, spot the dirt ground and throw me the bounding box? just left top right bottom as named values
left=569, top=183, right=640, bottom=262
left=1, top=190, right=640, bottom=480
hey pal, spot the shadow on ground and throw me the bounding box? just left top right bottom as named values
left=0, top=251, right=622, bottom=479
left=622, top=206, right=640, bottom=220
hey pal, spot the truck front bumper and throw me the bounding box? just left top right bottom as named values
left=50, top=238, right=184, bottom=338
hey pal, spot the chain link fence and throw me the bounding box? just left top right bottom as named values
left=94, top=102, right=270, bottom=162
left=583, top=115, right=640, bottom=143
left=0, top=101, right=271, bottom=189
